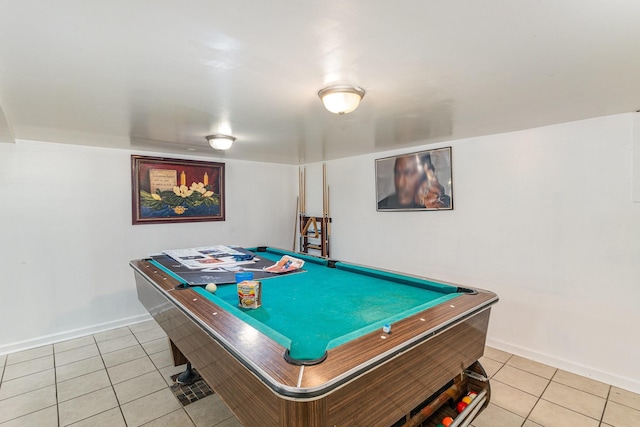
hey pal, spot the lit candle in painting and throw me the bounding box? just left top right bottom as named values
left=204, top=172, right=209, bottom=186
left=180, top=171, right=186, bottom=186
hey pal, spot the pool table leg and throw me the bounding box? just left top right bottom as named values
left=170, top=338, right=189, bottom=366
left=169, top=339, right=199, bottom=384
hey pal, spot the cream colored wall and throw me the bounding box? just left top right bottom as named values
left=0, top=140, right=297, bottom=354
left=315, top=113, right=640, bottom=393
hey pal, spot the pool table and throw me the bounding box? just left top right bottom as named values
left=131, top=247, right=498, bottom=426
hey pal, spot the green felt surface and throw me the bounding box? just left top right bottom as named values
left=193, top=248, right=460, bottom=361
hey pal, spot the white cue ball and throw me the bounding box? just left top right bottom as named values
left=205, top=283, right=217, bottom=293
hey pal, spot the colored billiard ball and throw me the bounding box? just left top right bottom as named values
left=205, top=283, right=217, bottom=293
left=436, top=424, right=445, bottom=427
left=462, top=396, right=472, bottom=404
left=442, top=416, right=454, bottom=427
left=457, top=401, right=468, bottom=413
left=468, top=391, right=478, bottom=400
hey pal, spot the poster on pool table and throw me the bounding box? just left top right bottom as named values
left=150, top=253, right=278, bottom=285
left=150, top=246, right=305, bottom=285
left=163, top=245, right=254, bottom=269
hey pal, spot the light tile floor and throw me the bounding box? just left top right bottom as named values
left=0, top=321, right=638, bottom=426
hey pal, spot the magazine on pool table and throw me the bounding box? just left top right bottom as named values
left=151, top=246, right=305, bottom=286
left=162, top=245, right=255, bottom=269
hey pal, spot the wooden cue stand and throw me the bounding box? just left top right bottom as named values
left=300, top=215, right=331, bottom=257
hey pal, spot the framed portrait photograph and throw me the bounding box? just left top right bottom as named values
left=376, top=147, right=453, bottom=211
left=131, top=155, right=225, bottom=224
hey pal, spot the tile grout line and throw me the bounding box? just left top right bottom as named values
left=131, top=325, right=199, bottom=427
left=492, top=358, right=616, bottom=426
left=524, top=366, right=554, bottom=425
left=130, top=325, right=199, bottom=427
left=485, top=356, right=563, bottom=425
left=100, top=324, right=196, bottom=426
left=497, top=355, right=615, bottom=400
left=57, top=336, right=92, bottom=426
left=57, top=335, right=120, bottom=427
left=99, top=330, right=129, bottom=427
left=0, top=355, right=5, bottom=385
left=0, top=348, right=58, bottom=425
left=53, top=346, right=60, bottom=427
left=491, top=354, right=544, bottom=424
left=599, top=384, right=613, bottom=425
left=533, top=369, right=613, bottom=425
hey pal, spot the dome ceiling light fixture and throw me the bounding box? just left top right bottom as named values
left=318, top=84, right=366, bottom=114
left=206, top=134, right=235, bottom=150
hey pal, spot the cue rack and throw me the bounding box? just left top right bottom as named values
left=296, top=164, right=331, bottom=257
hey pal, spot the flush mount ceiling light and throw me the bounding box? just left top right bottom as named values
left=318, top=85, right=365, bottom=114
left=206, top=134, right=235, bottom=150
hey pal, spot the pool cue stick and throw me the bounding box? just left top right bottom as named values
left=300, top=167, right=307, bottom=252
left=325, top=186, right=331, bottom=257
left=299, top=167, right=303, bottom=215
left=293, top=196, right=299, bottom=251
left=302, top=166, right=306, bottom=213
left=298, top=167, right=301, bottom=251
left=322, top=163, right=326, bottom=217
left=322, top=163, right=330, bottom=257
left=403, top=375, right=467, bottom=427
left=322, top=163, right=326, bottom=256
left=327, top=186, right=331, bottom=237
left=298, top=167, right=304, bottom=252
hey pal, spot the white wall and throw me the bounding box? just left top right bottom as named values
left=0, top=140, right=297, bottom=354
left=634, top=112, right=640, bottom=202
left=320, top=113, right=640, bottom=393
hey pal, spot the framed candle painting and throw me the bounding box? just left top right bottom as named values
left=131, top=155, right=225, bottom=224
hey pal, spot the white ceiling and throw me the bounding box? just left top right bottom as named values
left=1, top=1, right=640, bottom=164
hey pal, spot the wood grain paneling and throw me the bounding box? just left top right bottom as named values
left=324, top=310, right=490, bottom=426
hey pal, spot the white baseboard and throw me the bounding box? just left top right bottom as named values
left=486, top=337, right=640, bottom=395
left=0, top=313, right=153, bottom=356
